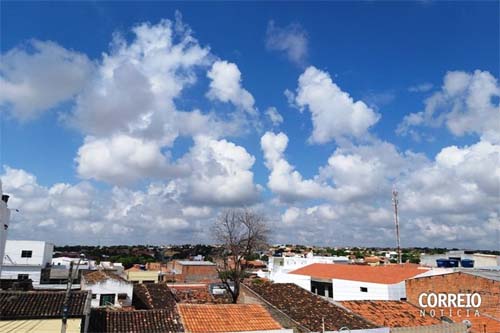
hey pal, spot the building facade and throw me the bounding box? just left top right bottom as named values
left=81, top=271, right=133, bottom=308
left=1, top=240, right=54, bottom=285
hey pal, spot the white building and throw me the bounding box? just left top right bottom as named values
left=420, top=250, right=500, bottom=268
left=0, top=181, right=12, bottom=274
left=81, top=270, right=133, bottom=308
left=1, top=240, right=54, bottom=285
left=268, top=251, right=350, bottom=281
left=282, top=263, right=430, bottom=301
left=51, top=256, right=92, bottom=270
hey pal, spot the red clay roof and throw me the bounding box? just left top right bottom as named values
left=340, top=300, right=442, bottom=327
left=178, top=304, right=282, bottom=333
left=290, top=263, right=426, bottom=284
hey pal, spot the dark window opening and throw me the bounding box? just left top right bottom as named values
left=18, top=274, right=29, bottom=280
left=118, top=293, right=128, bottom=300
left=100, top=294, right=115, bottom=306
left=311, top=280, right=333, bottom=298
left=21, top=250, right=32, bottom=258
left=91, top=294, right=97, bottom=299
left=360, top=287, right=368, bottom=292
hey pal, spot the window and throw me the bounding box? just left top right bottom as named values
left=21, top=250, right=32, bottom=258
left=91, top=294, right=97, bottom=299
left=100, top=294, right=115, bottom=306
left=143, top=280, right=155, bottom=284
left=117, top=293, right=128, bottom=300
left=360, top=287, right=368, bottom=292
left=18, top=274, right=29, bottom=280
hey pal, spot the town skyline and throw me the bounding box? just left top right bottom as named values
left=1, top=2, right=499, bottom=249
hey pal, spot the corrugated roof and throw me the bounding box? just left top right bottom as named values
left=290, top=263, right=426, bottom=284
left=340, top=300, right=442, bottom=327
left=0, top=291, right=89, bottom=319
left=178, top=304, right=282, bottom=333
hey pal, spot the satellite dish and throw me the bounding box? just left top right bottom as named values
left=462, top=319, right=472, bottom=328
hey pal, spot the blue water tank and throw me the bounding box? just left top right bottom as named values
left=448, top=259, right=460, bottom=267
left=461, top=259, right=475, bottom=268
left=436, top=259, right=449, bottom=267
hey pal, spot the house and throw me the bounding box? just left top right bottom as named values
left=242, top=281, right=380, bottom=332
left=287, top=263, right=428, bottom=301
left=1, top=240, right=54, bottom=285
left=0, top=290, right=91, bottom=333
left=125, top=264, right=160, bottom=284
left=81, top=270, right=133, bottom=308
left=89, top=308, right=183, bottom=333
left=406, top=269, right=500, bottom=333
left=168, top=260, right=218, bottom=283
left=178, top=303, right=291, bottom=333
left=420, top=250, right=500, bottom=268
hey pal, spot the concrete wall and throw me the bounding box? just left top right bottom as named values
left=0, top=319, right=83, bottom=333
left=0, top=265, right=42, bottom=284
left=331, top=279, right=393, bottom=301
left=126, top=270, right=159, bottom=283
left=81, top=279, right=133, bottom=308
left=274, top=273, right=311, bottom=291
left=3, top=240, right=53, bottom=266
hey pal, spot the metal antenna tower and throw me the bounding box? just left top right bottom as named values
left=392, top=188, right=402, bottom=264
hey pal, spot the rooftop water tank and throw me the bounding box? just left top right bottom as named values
left=448, top=259, right=460, bottom=267
left=461, top=259, right=475, bottom=268
left=436, top=259, right=450, bottom=267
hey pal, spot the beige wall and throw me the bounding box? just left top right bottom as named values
left=126, top=270, right=159, bottom=283
left=0, top=318, right=82, bottom=333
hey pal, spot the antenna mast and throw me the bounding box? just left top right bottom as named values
left=392, top=188, right=402, bottom=264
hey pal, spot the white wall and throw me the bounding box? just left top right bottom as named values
left=331, top=279, right=392, bottom=301
left=1, top=240, right=54, bottom=284
left=0, top=266, right=42, bottom=284
left=81, top=278, right=133, bottom=308
left=3, top=240, right=53, bottom=266
left=269, top=256, right=349, bottom=281
left=273, top=272, right=311, bottom=291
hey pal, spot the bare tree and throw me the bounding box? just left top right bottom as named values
left=213, top=208, right=269, bottom=303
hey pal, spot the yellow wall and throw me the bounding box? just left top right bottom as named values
left=0, top=318, right=82, bottom=333
left=126, top=270, right=159, bottom=283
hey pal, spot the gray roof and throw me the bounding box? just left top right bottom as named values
left=459, top=268, right=500, bottom=282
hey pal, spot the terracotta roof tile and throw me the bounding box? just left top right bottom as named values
left=170, top=285, right=214, bottom=304
left=89, top=308, right=183, bottom=333
left=0, top=291, right=89, bottom=319
left=340, top=300, right=442, bottom=327
left=83, top=270, right=127, bottom=284
left=132, top=283, right=177, bottom=310
left=245, top=281, right=378, bottom=331
left=290, top=263, right=426, bottom=284
left=178, top=304, right=282, bottom=333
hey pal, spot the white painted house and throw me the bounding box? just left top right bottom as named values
left=284, top=263, right=429, bottom=301
left=268, top=251, right=350, bottom=281
left=81, top=270, right=133, bottom=308
left=1, top=240, right=54, bottom=285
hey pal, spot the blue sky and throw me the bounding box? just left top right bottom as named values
left=1, top=2, right=499, bottom=248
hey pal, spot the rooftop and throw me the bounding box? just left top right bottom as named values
left=245, top=281, right=378, bottom=331
left=83, top=270, right=128, bottom=284
left=89, top=309, right=183, bottom=333
left=178, top=304, right=282, bottom=333
left=290, top=263, right=426, bottom=284
left=0, top=290, right=89, bottom=319
left=177, top=261, right=216, bottom=266
left=133, top=283, right=177, bottom=310
left=340, top=300, right=442, bottom=327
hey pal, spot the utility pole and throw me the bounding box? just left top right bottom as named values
left=61, top=254, right=84, bottom=333
left=392, top=188, right=402, bottom=264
